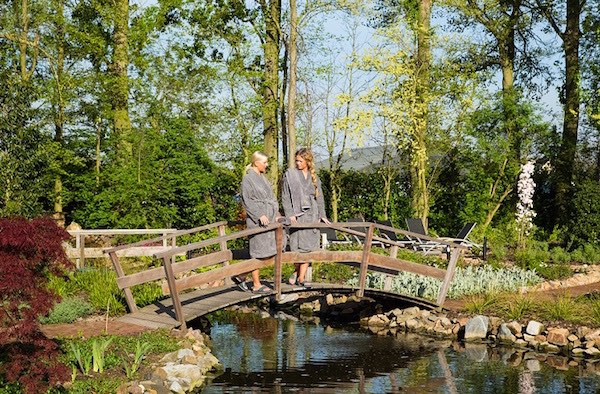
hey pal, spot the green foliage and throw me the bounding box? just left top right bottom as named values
left=131, top=282, right=164, bottom=307
left=535, top=263, right=573, bottom=281
left=569, top=180, right=600, bottom=246
left=312, top=262, right=358, bottom=283
left=319, top=169, right=411, bottom=225
left=354, top=265, right=542, bottom=300
left=542, top=295, right=581, bottom=322
left=39, top=297, right=95, bottom=324
left=123, top=340, right=152, bottom=379
left=502, top=294, right=535, bottom=320
left=73, top=268, right=125, bottom=315
left=91, top=337, right=113, bottom=373
left=465, top=292, right=499, bottom=315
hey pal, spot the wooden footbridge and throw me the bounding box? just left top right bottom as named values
left=99, top=221, right=468, bottom=330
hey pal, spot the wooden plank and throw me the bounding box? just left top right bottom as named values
left=116, top=250, right=233, bottom=289
left=67, top=246, right=178, bottom=259
left=117, top=315, right=175, bottom=329
left=127, top=310, right=180, bottom=325
left=154, top=224, right=281, bottom=259
left=162, top=258, right=275, bottom=294
left=367, top=253, right=447, bottom=280
left=163, top=256, right=186, bottom=329
left=358, top=224, right=374, bottom=297
left=281, top=250, right=363, bottom=263
left=109, top=251, right=137, bottom=313
left=436, top=248, right=459, bottom=307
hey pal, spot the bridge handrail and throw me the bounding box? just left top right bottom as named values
left=102, top=221, right=227, bottom=254
left=108, top=221, right=463, bottom=329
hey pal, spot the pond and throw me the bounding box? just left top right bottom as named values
left=197, top=312, right=600, bottom=393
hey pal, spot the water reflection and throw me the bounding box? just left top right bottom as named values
left=200, top=314, right=600, bottom=393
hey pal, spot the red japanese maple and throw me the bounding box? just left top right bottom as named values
left=0, top=217, right=74, bottom=393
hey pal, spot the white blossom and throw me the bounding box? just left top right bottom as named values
left=516, top=161, right=536, bottom=238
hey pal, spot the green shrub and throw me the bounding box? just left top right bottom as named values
left=131, top=282, right=164, bottom=308
left=570, top=180, right=600, bottom=246
left=73, top=268, right=125, bottom=315
left=536, top=263, right=573, bottom=280
left=548, top=247, right=571, bottom=264
left=39, top=297, right=95, bottom=324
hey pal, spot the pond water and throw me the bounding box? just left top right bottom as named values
left=199, top=314, right=600, bottom=393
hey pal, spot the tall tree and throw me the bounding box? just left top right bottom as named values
left=259, top=0, right=282, bottom=183
left=110, top=0, right=132, bottom=158
left=413, top=0, right=432, bottom=228
left=536, top=0, right=586, bottom=225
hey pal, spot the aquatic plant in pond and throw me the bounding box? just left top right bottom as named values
left=348, top=265, right=542, bottom=300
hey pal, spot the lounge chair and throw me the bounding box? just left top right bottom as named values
left=440, top=222, right=479, bottom=247
left=346, top=218, right=385, bottom=247
left=374, top=220, right=415, bottom=248
left=405, top=218, right=451, bottom=258
left=320, top=227, right=352, bottom=249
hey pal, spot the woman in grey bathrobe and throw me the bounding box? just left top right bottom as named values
left=282, top=148, right=330, bottom=287
left=236, top=151, right=279, bottom=294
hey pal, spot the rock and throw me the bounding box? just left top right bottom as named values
left=525, top=359, right=541, bottom=372
left=325, top=294, right=334, bottom=305
left=497, top=324, right=516, bottom=343
left=585, top=329, right=600, bottom=342
left=464, top=315, right=489, bottom=341
left=526, top=321, right=544, bottom=336
left=547, top=328, right=570, bottom=346
left=506, top=321, right=523, bottom=335
left=572, top=348, right=586, bottom=356
left=585, top=347, right=600, bottom=357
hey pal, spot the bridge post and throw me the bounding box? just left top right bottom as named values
left=108, top=251, right=137, bottom=313
left=436, top=248, right=460, bottom=307
left=357, top=224, right=374, bottom=298
left=274, top=225, right=283, bottom=301
left=163, top=256, right=186, bottom=329
left=218, top=224, right=231, bottom=286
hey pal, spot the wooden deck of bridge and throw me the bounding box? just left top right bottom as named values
left=116, top=281, right=439, bottom=330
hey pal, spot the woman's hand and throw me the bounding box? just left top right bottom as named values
left=290, top=216, right=297, bottom=224
left=259, top=215, right=270, bottom=226
left=321, top=217, right=331, bottom=225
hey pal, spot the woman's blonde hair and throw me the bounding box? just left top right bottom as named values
left=246, top=151, right=268, bottom=173
left=295, top=148, right=319, bottom=197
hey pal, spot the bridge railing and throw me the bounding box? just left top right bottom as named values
left=103, top=221, right=230, bottom=313
left=102, top=221, right=469, bottom=328
left=66, top=228, right=179, bottom=268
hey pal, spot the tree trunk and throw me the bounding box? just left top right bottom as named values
left=111, top=0, right=132, bottom=158
left=287, top=0, right=298, bottom=167
left=554, top=0, right=581, bottom=224
left=52, top=0, right=66, bottom=227
left=262, top=0, right=281, bottom=184
left=412, top=0, right=432, bottom=229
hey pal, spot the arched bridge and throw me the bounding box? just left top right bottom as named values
left=103, top=221, right=468, bottom=330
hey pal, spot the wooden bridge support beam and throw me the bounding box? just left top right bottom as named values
left=274, top=226, right=284, bottom=301
left=436, top=248, right=460, bottom=307
left=163, top=256, right=186, bottom=329
left=357, top=224, right=374, bottom=298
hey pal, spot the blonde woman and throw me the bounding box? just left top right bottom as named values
left=234, top=151, right=280, bottom=294
left=282, top=148, right=330, bottom=287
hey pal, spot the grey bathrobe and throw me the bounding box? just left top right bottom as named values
left=282, top=168, right=326, bottom=252
left=241, top=169, right=279, bottom=259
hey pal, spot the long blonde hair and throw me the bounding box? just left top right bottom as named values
left=296, top=148, right=319, bottom=197
left=246, top=151, right=268, bottom=173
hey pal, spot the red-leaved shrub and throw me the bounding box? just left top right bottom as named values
left=0, top=217, right=74, bottom=393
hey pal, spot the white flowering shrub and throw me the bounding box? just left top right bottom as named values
left=516, top=161, right=536, bottom=243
